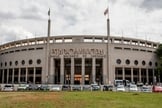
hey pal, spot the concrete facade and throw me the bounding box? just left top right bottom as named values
left=0, top=35, right=159, bottom=85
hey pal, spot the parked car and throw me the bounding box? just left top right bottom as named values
left=141, top=86, right=151, bottom=92
left=129, top=84, right=138, bottom=92
left=152, top=85, right=162, bottom=92
left=137, top=82, right=143, bottom=87
left=49, top=85, right=61, bottom=91
left=116, top=85, right=125, bottom=92
left=2, top=84, right=14, bottom=91
left=91, top=84, right=100, bottom=91
left=28, top=84, right=39, bottom=90
left=103, top=85, right=113, bottom=91
left=17, top=84, right=29, bottom=91
left=62, top=85, right=71, bottom=91
left=72, top=85, right=81, bottom=91
left=83, top=85, right=91, bottom=91
left=37, top=84, right=49, bottom=91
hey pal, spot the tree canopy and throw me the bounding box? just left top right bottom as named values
left=156, top=44, right=162, bottom=58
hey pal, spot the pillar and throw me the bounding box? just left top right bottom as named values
left=122, top=67, right=125, bottom=80
left=49, top=58, right=54, bottom=83
left=71, top=58, right=74, bottom=85
left=131, top=68, right=133, bottom=82
left=146, top=68, right=149, bottom=83
left=103, top=58, right=107, bottom=84
left=33, top=67, right=36, bottom=84
left=18, top=68, right=20, bottom=83
left=12, top=69, right=14, bottom=83
left=25, top=68, right=28, bottom=83
left=92, top=57, right=96, bottom=83
left=139, top=68, right=141, bottom=82
left=60, top=57, right=64, bottom=84
left=81, top=58, right=85, bottom=85
left=2, top=69, right=4, bottom=83
left=7, top=69, right=9, bottom=84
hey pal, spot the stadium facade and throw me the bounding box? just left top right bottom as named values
left=0, top=35, right=159, bottom=85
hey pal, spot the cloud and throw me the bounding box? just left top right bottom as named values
left=0, top=24, right=33, bottom=44
left=141, top=0, right=162, bottom=11
left=0, top=0, right=47, bottom=21
left=0, top=10, right=17, bottom=20
left=0, top=0, right=162, bottom=44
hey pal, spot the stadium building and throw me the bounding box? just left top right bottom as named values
left=0, top=11, right=160, bottom=85
left=0, top=35, right=159, bottom=85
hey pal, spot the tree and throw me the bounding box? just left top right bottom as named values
left=156, top=44, right=162, bottom=83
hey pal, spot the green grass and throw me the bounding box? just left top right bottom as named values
left=0, top=92, right=162, bottom=108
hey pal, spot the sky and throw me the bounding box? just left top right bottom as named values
left=0, top=0, right=162, bottom=44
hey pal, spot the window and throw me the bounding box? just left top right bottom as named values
left=9, top=61, right=12, bottom=66
left=5, top=62, right=7, bottom=66
left=29, top=59, right=33, bottom=65
left=21, top=60, right=25, bottom=65
left=155, top=62, right=158, bottom=67
left=1, top=62, right=3, bottom=67
left=125, top=59, right=130, bottom=65
left=116, top=59, right=121, bottom=64
left=142, top=60, right=146, bottom=66
left=37, top=59, right=41, bottom=64
left=134, top=60, right=138, bottom=65
left=15, top=61, right=18, bottom=66
left=149, top=61, right=152, bottom=66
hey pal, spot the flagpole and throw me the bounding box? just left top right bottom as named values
left=105, top=0, right=110, bottom=84
left=46, top=8, right=51, bottom=84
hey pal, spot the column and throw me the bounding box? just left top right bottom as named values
left=12, top=69, right=14, bottom=83
left=122, top=67, right=125, bottom=80
left=49, top=58, right=54, bottom=83
left=33, top=67, right=36, bottom=84
left=92, top=57, right=96, bottom=83
left=71, top=58, right=74, bottom=85
left=81, top=58, right=85, bottom=85
left=153, top=69, right=155, bottom=84
left=103, top=58, right=107, bottom=84
left=131, top=68, right=133, bottom=82
left=146, top=68, right=149, bottom=83
left=25, top=68, right=28, bottom=83
left=60, top=57, right=64, bottom=84
left=2, top=70, right=4, bottom=83
left=139, top=68, right=141, bottom=82
left=18, top=68, right=20, bottom=83
left=7, top=69, right=9, bottom=84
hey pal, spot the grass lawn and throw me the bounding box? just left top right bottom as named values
left=0, top=91, right=162, bottom=108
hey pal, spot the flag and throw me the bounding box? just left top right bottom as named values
left=48, top=8, right=50, bottom=16
left=104, top=8, right=108, bottom=16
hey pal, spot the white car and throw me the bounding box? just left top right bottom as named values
left=141, top=86, right=151, bottom=92
left=49, top=86, right=61, bottom=91
left=129, top=84, right=138, bottom=92
left=17, top=84, right=29, bottom=90
left=3, top=84, right=14, bottom=91
left=116, top=85, right=125, bottom=92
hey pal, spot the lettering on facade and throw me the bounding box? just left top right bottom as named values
left=51, top=48, right=105, bottom=58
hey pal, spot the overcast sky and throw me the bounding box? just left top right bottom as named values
left=0, top=0, right=162, bottom=44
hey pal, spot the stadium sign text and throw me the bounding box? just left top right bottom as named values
left=51, top=48, right=106, bottom=58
